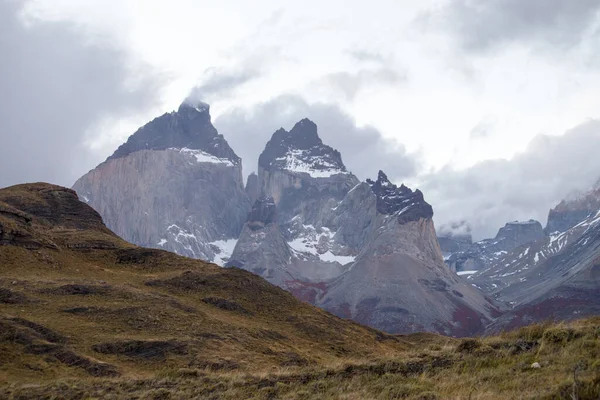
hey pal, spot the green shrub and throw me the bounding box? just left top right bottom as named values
left=542, top=327, right=574, bottom=344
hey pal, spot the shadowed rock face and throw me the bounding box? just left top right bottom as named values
left=245, top=173, right=259, bottom=205
left=108, top=102, right=240, bottom=164
left=73, top=102, right=250, bottom=263
left=367, top=171, right=433, bottom=223
left=247, top=197, right=277, bottom=230
left=545, top=183, right=600, bottom=234
left=258, top=119, right=346, bottom=173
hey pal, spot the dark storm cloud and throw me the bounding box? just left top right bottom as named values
left=0, top=1, right=162, bottom=188
left=420, top=120, right=600, bottom=239
left=421, top=0, right=600, bottom=52
left=214, top=94, right=420, bottom=183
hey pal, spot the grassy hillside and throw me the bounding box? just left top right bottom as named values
left=1, top=183, right=599, bottom=399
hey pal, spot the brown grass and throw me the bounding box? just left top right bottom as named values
left=1, top=183, right=599, bottom=399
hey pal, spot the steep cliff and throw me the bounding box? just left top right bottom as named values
left=317, top=172, right=500, bottom=336
left=73, top=101, right=250, bottom=263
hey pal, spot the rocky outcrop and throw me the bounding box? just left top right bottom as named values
left=545, top=181, right=600, bottom=234
left=446, top=220, right=545, bottom=273
left=73, top=102, right=250, bottom=264
left=316, top=172, right=500, bottom=336
left=245, top=172, right=259, bottom=205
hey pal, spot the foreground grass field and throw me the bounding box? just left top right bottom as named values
left=2, top=318, right=600, bottom=399
left=1, top=184, right=599, bottom=399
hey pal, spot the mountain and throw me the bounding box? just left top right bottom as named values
left=482, top=210, right=600, bottom=332
left=315, top=172, right=501, bottom=336
left=0, top=183, right=407, bottom=382
left=545, top=180, right=600, bottom=234
left=73, top=101, right=250, bottom=264
left=73, top=112, right=497, bottom=336
left=229, top=120, right=361, bottom=284
left=446, top=220, right=545, bottom=273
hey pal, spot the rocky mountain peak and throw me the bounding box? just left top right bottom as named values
left=258, top=119, right=347, bottom=177
left=288, top=118, right=322, bottom=148
left=247, top=197, right=277, bottom=230
left=366, top=170, right=433, bottom=222
left=107, top=101, right=240, bottom=164
left=495, top=219, right=545, bottom=244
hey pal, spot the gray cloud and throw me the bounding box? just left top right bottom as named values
left=346, top=48, right=386, bottom=63
left=469, top=118, right=496, bottom=140
left=421, top=0, right=600, bottom=52
left=0, top=1, right=163, bottom=189
left=214, top=94, right=420, bottom=183
left=319, top=68, right=406, bottom=100
left=187, top=68, right=261, bottom=101
left=420, top=120, right=600, bottom=239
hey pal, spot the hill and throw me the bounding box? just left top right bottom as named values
left=1, top=183, right=599, bottom=399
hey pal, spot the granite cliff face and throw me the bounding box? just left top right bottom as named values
left=257, top=119, right=360, bottom=238
left=73, top=101, right=250, bottom=264
left=315, top=172, right=500, bottom=336
left=228, top=120, right=362, bottom=292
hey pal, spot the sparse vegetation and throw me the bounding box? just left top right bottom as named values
left=1, top=183, right=599, bottom=399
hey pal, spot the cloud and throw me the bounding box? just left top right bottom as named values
left=420, top=120, right=600, bottom=239
left=0, top=1, right=163, bottom=189
left=346, top=48, right=386, bottom=63
left=187, top=68, right=262, bottom=102
left=421, top=0, right=600, bottom=52
left=214, top=94, right=420, bottom=183
left=469, top=117, right=497, bottom=140
left=318, top=68, right=406, bottom=100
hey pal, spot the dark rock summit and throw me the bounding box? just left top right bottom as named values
left=108, top=101, right=240, bottom=164
left=245, top=172, right=259, bottom=205
left=247, top=197, right=277, bottom=229
left=367, top=170, right=433, bottom=222
left=258, top=119, right=347, bottom=175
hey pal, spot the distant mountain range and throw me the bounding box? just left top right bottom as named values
left=72, top=99, right=600, bottom=336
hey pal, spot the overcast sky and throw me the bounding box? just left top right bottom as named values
left=2, top=0, right=600, bottom=239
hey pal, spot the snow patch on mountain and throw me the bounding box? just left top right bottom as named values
left=172, top=147, right=235, bottom=166
left=275, top=149, right=347, bottom=178
left=210, top=238, right=238, bottom=266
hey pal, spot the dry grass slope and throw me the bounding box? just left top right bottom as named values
left=1, top=183, right=599, bottom=399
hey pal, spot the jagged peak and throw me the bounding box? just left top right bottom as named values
left=366, top=171, right=433, bottom=222
left=258, top=119, right=348, bottom=177
left=178, top=99, right=210, bottom=114
left=106, top=100, right=240, bottom=164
